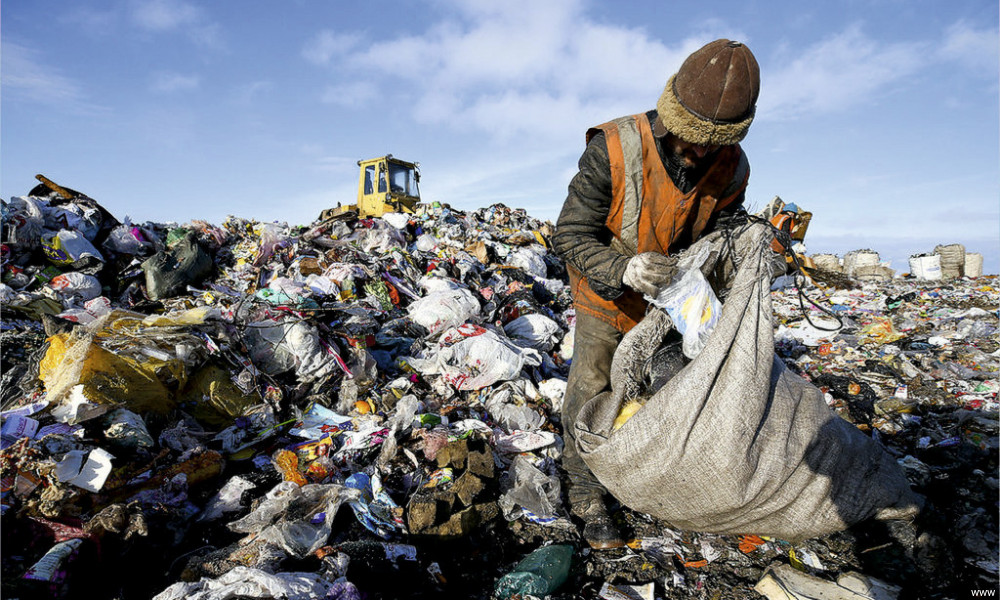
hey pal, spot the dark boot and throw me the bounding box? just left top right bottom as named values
left=571, top=496, right=624, bottom=549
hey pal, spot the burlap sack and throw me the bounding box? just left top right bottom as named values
left=575, top=223, right=922, bottom=541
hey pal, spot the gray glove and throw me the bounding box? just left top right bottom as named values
left=622, top=252, right=678, bottom=297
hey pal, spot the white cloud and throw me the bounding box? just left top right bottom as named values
left=761, top=25, right=925, bottom=119
left=150, top=72, right=200, bottom=93
left=0, top=41, right=105, bottom=113
left=938, top=20, right=999, bottom=71
left=130, top=0, right=202, bottom=31
left=128, top=0, right=223, bottom=49
left=302, top=31, right=363, bottom=65
left=303, top=0, right=739, bottom=142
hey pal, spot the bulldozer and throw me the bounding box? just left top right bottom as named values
left=321, top=155, right=422, bottom=220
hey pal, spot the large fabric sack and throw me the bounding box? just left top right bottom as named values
left=575, top=223, right=922, bottom=542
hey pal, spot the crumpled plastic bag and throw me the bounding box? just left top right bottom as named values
left=198, top=475, right=256, bottom=522
left=2, top=196, right=46, bottom=245
left=103, top=221, right=152, bottom=255
left=406, top=325, right=541, bottom=391
left=503, top=313, right=563, bottom=352
left=507, top=246, right=548, bottom=279
left=484, top=385, right=546, bottom=433
left=152, top=566, right=339, bottom=600
left=47, top=272, right=103, bottom=305
left=244, top=319, right=349, bottom=383
left=229, top=481, right=357, bottom=557
left=41, top=229, right=104, bottom=266
left=650, top=244, right=722, bottom=359
left=344, top=472, right=406, bottom=538
left=406, top=287, right=480, bottom=338
left=141, top=232, right=213, bottom=300
left=499, top=454, right=562, bottom=521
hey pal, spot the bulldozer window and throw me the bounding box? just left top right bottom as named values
left=388, top=163, right=418, bottom=197
left=378, top=169, right=387, bottom=193
left=364, top=166, right=376, bottom=195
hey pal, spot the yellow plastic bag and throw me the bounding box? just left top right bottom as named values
left=861, top=317, right=904, bottom=345
left=39, top=333, right=184, bottom=415
left=179, top=364, right=260, bottom=427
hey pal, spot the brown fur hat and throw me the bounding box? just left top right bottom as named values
left=654, top=39, right=760, bottom=145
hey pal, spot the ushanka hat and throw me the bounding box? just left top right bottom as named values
left=654, top=39, right=760, bottom=145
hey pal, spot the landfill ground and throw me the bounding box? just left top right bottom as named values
left=1, top=189, right=998, bottom=600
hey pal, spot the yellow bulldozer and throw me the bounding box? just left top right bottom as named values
left=321, top=155, right=422, bottom=220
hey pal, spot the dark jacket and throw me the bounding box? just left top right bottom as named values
left=553, top=110, right=747, bottom=301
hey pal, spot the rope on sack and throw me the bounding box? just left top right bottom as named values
left=716, top=210, right=844, bottom=332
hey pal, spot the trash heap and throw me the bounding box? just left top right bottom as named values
left=1, top=185, right=997, bottom=600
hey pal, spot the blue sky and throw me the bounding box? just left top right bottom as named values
left=3, top=0, right=998, bottom=274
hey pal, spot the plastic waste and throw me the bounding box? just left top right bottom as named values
left=41, top=229, right=104, bottom=266
left=406, top=287, right=480, bottom=338
left=152, top=566, right=340, bottom=600
left=102, top=407, right=155, bottom=452
left=54, top=448, right=115, bottom=492
left=754, top=563, right=901, bottom=600
left=48, top=272, right=103, bottom=304
left=503, top=313, right=563, bottom=351
left=649, top=245, right=721, bottom=358
left=494, top=544, right=573, bottom=600
left=198, top=475, right=255, bottom=522
left=498, top=455, right=562, bottom=521
left=141, top=232, right=213, bottom=300
left=344, top=472, right=405, bottom=538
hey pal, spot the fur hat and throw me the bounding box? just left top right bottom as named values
left=654, top=39, right=760, bottom=145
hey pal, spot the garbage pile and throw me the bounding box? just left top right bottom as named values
left=1, top=183, right=997, bottom=600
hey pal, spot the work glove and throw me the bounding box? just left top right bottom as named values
left=622, top=252, right=678, bottom=298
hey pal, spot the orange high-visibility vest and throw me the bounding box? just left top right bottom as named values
left=568, top=113, right=748, bottom=333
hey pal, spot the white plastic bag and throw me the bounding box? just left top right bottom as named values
left=41, top=229, right=104, bottom=265
left=507, top=246, right=548, bottom=278
left=650, top=246, right=721, bottom=358
left=406, top=287, right=480, bottom=337
left=503, top=313, right=562, bottom=352
left=48, top=272, right=102, bottom=304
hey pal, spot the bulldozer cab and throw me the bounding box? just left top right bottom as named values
left=357, top=155, right=420, bottom=217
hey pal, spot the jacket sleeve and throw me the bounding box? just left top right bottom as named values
left=552, top=132, right=631, bottom=300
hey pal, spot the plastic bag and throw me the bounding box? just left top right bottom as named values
left=198, top=476, right=255, bottom=522
left=48, top=272, right=103, bottom=304
left=152, top=566, right=338, bottom=600
left=503, top=313, right=563, bottom=352
left=650, top=245, right=721, bottom=359
left=245, top=319, right=348, bottom=383
left=344, top=472, right=406, bottom=538
left=103, top=222, right=150, bottom=255
left=41, top=229, right=104, bottom=266
left=406, top=288, right=480, bottom=337
left=406, top=326, right=540, bottom=391
left=141, top=232, right=213, bottom=300
left=499, top=455, right=563, bottom=521
left=507, top=246, right=548, bottom=279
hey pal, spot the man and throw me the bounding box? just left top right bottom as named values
left=552, top=39, right=760, bottom=549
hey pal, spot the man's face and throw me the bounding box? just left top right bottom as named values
left=666, top=133, right=720, bottom=169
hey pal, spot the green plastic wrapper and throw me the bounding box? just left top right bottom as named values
left=494, top=544, right=573, bottom=600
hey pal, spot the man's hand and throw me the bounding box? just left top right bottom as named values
left=622, top=252, right=678, bottom=297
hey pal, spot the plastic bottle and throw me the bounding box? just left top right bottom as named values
left=494, top=544, right=573, bottom=600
